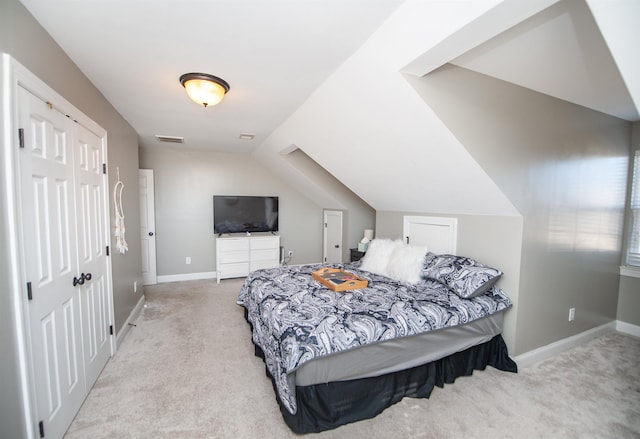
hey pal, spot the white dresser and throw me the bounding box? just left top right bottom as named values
left=216, top=235, right=280, bottom=283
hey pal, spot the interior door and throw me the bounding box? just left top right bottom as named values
left=403, top=216, right=458, bottom=254
left=323, top=210, right=343, bottom=263
left=19, top=86, right=86, bottom=439
left=74, top=124, right=112, bottom=388
left=139, top=169, right=157, bottom=285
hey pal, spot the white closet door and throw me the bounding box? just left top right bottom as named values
left=19, top=86, right=86, bottom=439
left=74, top=124, right=112, bottom=388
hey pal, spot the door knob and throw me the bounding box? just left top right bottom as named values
left=334, top=244, right=340, bottom=248
left=149, top=232, right=154, bottom=236
left=73, top=272, right=93, bottom=287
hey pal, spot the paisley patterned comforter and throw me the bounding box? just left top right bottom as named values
left=237, top=262, right=512, bottom=414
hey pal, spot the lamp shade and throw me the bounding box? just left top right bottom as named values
left=180, top=73, right=230, bottom=107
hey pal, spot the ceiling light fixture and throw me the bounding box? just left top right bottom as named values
left=179, top=73, right=230, bottom=107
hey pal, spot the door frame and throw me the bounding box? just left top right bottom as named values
left=1, top=53, right=115, bottom=438
left=139, top=169, right=157, bottom=285
left=323, top=210, right=344, bottom=263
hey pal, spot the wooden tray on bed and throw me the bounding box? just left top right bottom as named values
left=312, top=268, right=368, bottom=292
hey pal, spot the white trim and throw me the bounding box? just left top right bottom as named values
left=513, top=322, right=616, bottom=369
left=278, top=143, right=299, bottom=155
left=1, top=52, right=36, bottom=439
left=616, top=320, right=640, bottom=338
left=115, top=294, right=146, bottom=348
left=620, top=265, right=640, bottom=278
left=157, top=271, right=218, bottom=283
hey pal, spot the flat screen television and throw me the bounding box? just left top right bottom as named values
left=213, top=195, right=279, bottom=234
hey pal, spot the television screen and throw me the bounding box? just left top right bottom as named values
left=213, top=195, right=279, bottom=234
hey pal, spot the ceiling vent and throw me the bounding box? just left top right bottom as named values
left=155, top=135, right=185, bottom=143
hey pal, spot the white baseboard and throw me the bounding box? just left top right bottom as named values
left=115, top=294, right=146, bottom=348
left=157, top=271, right=218, bottom=283
left=616, top=320, right=640, bottom=338
left=514, top=321, right=616, bottom=369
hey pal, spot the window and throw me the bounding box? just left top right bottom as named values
left=627, top=150, right=640, bottom=267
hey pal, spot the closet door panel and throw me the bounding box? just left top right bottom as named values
left=19, top=86, right=86, bottom=439
left=74, top=124, right=111, bottom=389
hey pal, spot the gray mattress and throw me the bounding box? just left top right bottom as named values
left=294, top=311, right=503, bottom=385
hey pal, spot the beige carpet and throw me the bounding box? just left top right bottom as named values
left=65, top=279, right=640, bottom=439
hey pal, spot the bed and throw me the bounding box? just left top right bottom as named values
left=237, top=240, right=517, bottom=433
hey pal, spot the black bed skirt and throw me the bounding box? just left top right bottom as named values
left=251, top=332, right=517, bottom=434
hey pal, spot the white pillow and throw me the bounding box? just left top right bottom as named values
left=386, top=243, right=429, bottom=284
left=359, top=239, right=399, bottom=276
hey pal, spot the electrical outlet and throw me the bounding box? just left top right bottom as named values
left=186, top=257, right=191, bottom=265
left=134, top=281, right=137, bottom=293
left=288, top=250, right=293, bottom=257
left=568, top=307, right=575, bottom=321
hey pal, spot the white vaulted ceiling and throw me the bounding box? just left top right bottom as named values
left=19, top=0, right=638, bottom=155
left=405, top=0, right=639, bottom=121
left=18, top=0, right=404, bottom=153
left=18, top=0, right=639, bottom=215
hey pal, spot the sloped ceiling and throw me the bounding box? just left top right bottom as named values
left=254, top=0, right=637, bottom=216
left=18, top=0, right=638, bottom=215
left=17, top=0, right=404, bottom=153
left=404, top=0, right=640, bottom=121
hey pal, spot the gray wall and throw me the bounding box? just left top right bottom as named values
left=285, top=149, right=375, bottom=260
left=406, top=65, right=630, bottom=355
left=376, top=211, right=523, bottom=352
left=617, top=275, right=640, bottom=326
left=618, top=122, right=640, bottom=327
left=139, top=146, right=373, bottom=275
left=0, top=1, right=142, bottom=436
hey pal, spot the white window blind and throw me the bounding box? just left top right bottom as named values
left=627, top=150, right=640, bottom=267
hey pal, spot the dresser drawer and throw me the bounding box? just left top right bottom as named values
left=250, top=248, right=279, bottom=262
left=221, top=250, right=249, bottom=264
left=250, top=236, right=280, bottom=250
left=218, top=238, right=250, bottom=252
left=219, top=262, right=249, bottom=278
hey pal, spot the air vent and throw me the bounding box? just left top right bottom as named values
left=238, top=133, right=255, bottom=140
left=155, top=135, right=184, bottom=143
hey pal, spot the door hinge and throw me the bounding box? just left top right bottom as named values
left=38, top=420, right=44, bottom=437
left=102, top=163, right=107, bottom=174
left=106, top=245, right=110, bottom=256
left=324, top=222, right=327, bottom=228
left=27, top=282, right=33, bottom=301
left=109, top=325, right=114, bottom=335
left=18, top=128, right=25, bottom=148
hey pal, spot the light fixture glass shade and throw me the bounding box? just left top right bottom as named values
left=180, top=73, right=230, bottom=107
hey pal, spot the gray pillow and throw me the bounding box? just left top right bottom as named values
left=421, top=252, right=503, bottom=298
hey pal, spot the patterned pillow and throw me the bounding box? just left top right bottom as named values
left=421, top=252, right=503, bottom=298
